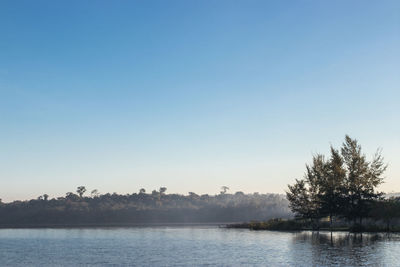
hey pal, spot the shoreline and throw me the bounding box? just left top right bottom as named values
left=225, top=220, right=400, bottom=233
left=0, top=222, right=231, bottom=229
left=1, top=222, right=400, bottom=233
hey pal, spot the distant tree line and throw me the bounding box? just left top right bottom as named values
left=286, top=135, right=400, bottom=230
left=0, top=187, right=291, bottom=226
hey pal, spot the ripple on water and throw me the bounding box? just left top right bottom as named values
left=0, top=227, right=399, bottom=266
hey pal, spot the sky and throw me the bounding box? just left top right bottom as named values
left=0, top=0, right=399, bottom=202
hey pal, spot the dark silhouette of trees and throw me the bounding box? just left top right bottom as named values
left=90, top=189, right=99, bottom=198
left=286, top=155, right=329, bottom=229
left=341, top=136, right=386, bottom=225
left=220, top=186, right=229, bottom=195
left=188, top=192, right=198, bottom=198
left=305, top=154, right=326, bottom=228
left=286, top=179, right=313, bottom=219
left=318, top=148, right=346, bottom=228
left=0, top=189, right=292, bottom=226
left=287, top=135, right=388, bottom=230
left=370, top=198, right=400, bottom=230
left=76, top=186, right=86, bottom=198
left=151, top=190, right=158, bottom=197
left=159, top=187, right=167, bottom=195
left=0, top=135, right=394, bottom=230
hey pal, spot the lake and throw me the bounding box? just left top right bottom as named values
left=0, top=226, right=399, bottom=266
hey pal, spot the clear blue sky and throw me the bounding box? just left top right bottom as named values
left=0, top=0, right=399, bottom=201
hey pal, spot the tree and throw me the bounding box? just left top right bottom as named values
left=286, top=135, right=387, bottom=230
left=91, top=189, right=99, bottom=198
left=220, top=186, right=229, bottom=195
left=43, top=194, right=49, bottom=201
left=76, top=186, right=87, bottom=198
left=286, top=179, right=312, bottom=219
left=0, top=189, right=292, bottom=226
left=286, top=155, right=326, bottom=229
left=139, top=188, right=146, bottom=194
left=188, top=192, right=198, bottom=198
left=340, top=135, right=387, bottom=225
left=159, top=187, right=167, bottom=195
left=318, top=148, right=346, bottom=229
left=65, top=192, right=79, bottom=201
left=304, top=154, right=326, bottom=222
left=370, top=198, right=400, bottom=230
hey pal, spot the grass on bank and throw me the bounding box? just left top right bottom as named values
left=227, top=218, right=400, bottom=232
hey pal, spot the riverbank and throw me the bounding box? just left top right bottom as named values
left=226, top=218, right=400, bottom=233
left=0, top=222, right=228, bottom=229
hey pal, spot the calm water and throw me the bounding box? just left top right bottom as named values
left=0, top=226, right=399, bottom=266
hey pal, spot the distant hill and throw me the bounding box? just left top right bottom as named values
left=0, top=190, right=292, bottom=227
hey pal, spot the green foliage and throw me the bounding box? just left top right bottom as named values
left=369, top=198, right=400, bottom=230
left=229, top=218, right=306, bottom=231
left=250, top=218, right=306, bottom=231
left=286, top=179, right=313, bottom=219
left=287, top=135, right=388, bottom=227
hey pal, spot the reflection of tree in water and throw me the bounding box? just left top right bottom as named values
left=290, top=232, right=400, bottom=266
left=294, top=232, right=382, bottom=246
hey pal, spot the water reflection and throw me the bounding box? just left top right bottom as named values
left=291, top=232, right=400, bottom=266
left=1, top=228, right=399, bottom=266
left=294, top=231, right=383, bottom=246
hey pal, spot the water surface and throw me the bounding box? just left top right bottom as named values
left=0, top=227, right=399, bottom=266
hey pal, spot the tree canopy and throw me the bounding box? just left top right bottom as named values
left=0, top=188, right=291, bottom=226
left=286, top=135, right=388, bottom=228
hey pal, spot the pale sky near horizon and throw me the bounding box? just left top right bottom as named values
left=0, top=0, right=399, bottom=202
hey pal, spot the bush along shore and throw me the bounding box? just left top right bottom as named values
left=228, top=136, right=400, bottom=233
left=227, top=217, right=400, bottom=233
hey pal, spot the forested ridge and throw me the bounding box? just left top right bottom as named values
left=0, top=188, right=291, bottom=226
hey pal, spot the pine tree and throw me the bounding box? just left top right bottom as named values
left=341, top=135, right=386, bottom=226
left=286, top=135, right=387, bottom=230
left=318, top=147, right=346, bottom=229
